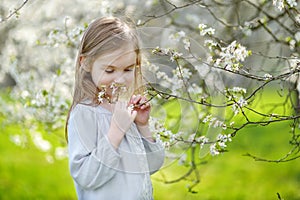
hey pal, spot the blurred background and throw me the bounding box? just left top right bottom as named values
left=0, top=0, right=300, bottom=199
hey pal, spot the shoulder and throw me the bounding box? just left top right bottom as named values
left=68, top=103, right=112, bottom=128
left=69, top=103, right=95, bottom=121
left=70, top=103, right=111, bottom=118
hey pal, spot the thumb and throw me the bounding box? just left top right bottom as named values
left=130, top=110, right=137, bottom=121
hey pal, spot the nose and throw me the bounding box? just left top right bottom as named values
left=114, top=73, right=126, bottom=84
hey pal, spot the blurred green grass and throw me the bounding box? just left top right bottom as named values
left=0, top=123, right=76, bottom=200
left=1, top=119, right=300, bottom=199
left=152, top=120, right=300, bottom=200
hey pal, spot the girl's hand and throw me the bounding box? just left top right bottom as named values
left=111, top=101, right=137, bottom=134
left=130, top=95, right=151, bottom=126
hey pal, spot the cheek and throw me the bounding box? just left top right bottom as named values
left=125, top=72, right=135, bottom=83
left=97, top=76, right=111, bottom=85
left=92, top=72, right=109, bottom=87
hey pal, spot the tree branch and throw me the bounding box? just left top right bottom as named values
left=0, top=0, right=30, bottom=23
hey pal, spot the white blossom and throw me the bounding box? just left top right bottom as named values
left=187, top=83, right=202, bottom=94
left=289, top=39, right=296, bottom=50
left=170, top=51, right=183, bottom=62
left=55, top=147, right=68, bottom=160
left=206, top=55, right=214, bottom=64
left=156, top=71, right=168, bottom=79
left=228, top=87, right=247, bottom=94
left=286, top=0, right=297, bottom=7
left=209, top=134, right=232, bottom=156
left=203, top=114, right=211, bottom=123
left=21, top=90, right=30, bottom=99
left=202, top=115, right=226, bottom=129
left=183, top=38, right=191, bottom=50
left=188, top=133, right=196, bottom=142
left=45, top=154, right=54, bottom=164
left=232, top=104, right=239, bottom=115
left=173, top=67, right=192, bottom=79
left=273, top=0, right=284, bottom=11
left=290, top=58, right=300, bottom=70
left=198, top=24, right=215, bottom=36
left=196, top=136, right=209, bottom=149
left=241, top=22, right=252, bottom=36
left=226, top=87, right=248, bottom=115
left=214, top=41, right=251, bottom=72
left=177, top=31, right=186, bottom=38
left=146, top=62, right=160, bottom=72
left=295, top=32, right=300, bottom=42
left=210, top=143, right=220, bottom=156
left=204, top=39, right=218, bottom=51
left=31, top=132, right=52, bottom=152
left=232, top=97, right=248, bottom=115
left=295, top=14, right=300, bottom=24
left=217, top=133, right=232, bottom=143
left=137, top=19, right=142, bottom=26
left=98, top=91, right=105, bottom=103
left=169, top=31, right=186, bottom=42
left=273, top=0, right=297, bottom=10
left=238, top=97, right=248, bottom=107
left=162, top=48, right=171, bottom=55
left=198, top=24, right=207, bottom=29
left=10, top=134, right=23, bottom=146
left=169, top=31, right=191, bottom=50
left=263, top=73, right=273, bottom=81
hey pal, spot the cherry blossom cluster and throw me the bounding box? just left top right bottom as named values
left=148, top=117, right=184, bottom=150
left=202, top=114, right=227, bottom=130
left=208, top=40, right=252, bottom=72
left=152, top=46, right=183, bottom=62
left=225, top=87, right=248, bottom=116
left=210, top=133, right=232, bottom=156
left=273, top=0, right=297, bottom=11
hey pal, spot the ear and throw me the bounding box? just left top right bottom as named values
left=80, top=56, right=91, bottom=72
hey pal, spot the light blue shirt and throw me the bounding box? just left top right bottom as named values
left=67, top=103, right=165, bottom=200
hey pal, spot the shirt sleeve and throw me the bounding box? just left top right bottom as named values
left=67, top=104, right=121, bottom=190
left=142, top=137, right=165, bottom=174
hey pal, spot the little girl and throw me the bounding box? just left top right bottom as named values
left=65, top=17, right=165, bottom=200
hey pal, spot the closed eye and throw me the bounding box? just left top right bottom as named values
left=105, top=67, right=114, bottom=73
left=125, top=65, right=135, bottom=72
left=105, top=69, right=114, bottom=73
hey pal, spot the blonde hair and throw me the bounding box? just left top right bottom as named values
left=65, top=16, right=143, bottom=140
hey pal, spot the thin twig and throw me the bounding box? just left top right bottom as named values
left=0, top=0, right=29, bottom=23
left=138, top=0, right=202, bottom=26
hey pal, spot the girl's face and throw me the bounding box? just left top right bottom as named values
left=90, top=45, right=137, bottom=98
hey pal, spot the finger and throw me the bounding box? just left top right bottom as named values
left=133, top=94, right=142, bottom=104
left=114, top=101, right=127, bottom=114
left=116, top=101, right=126, bottom=110
left=117, top=101, right=124, bottom=110
left=130, top=110, right=137, bottom=121
left=122, top=101, right=127, bottom=109
left=136, top=97, right=148, bottom=108
left=130, top=95, right=136, bottom=104
left=139, top=96, right=147, bottom=104
left=133, top=96, right=145, bottom=106
left=141, top=102, right=150, bottom=110
left=127, top=105, right=133, bottom=113
left=114, top=101, right=121, bottom=110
